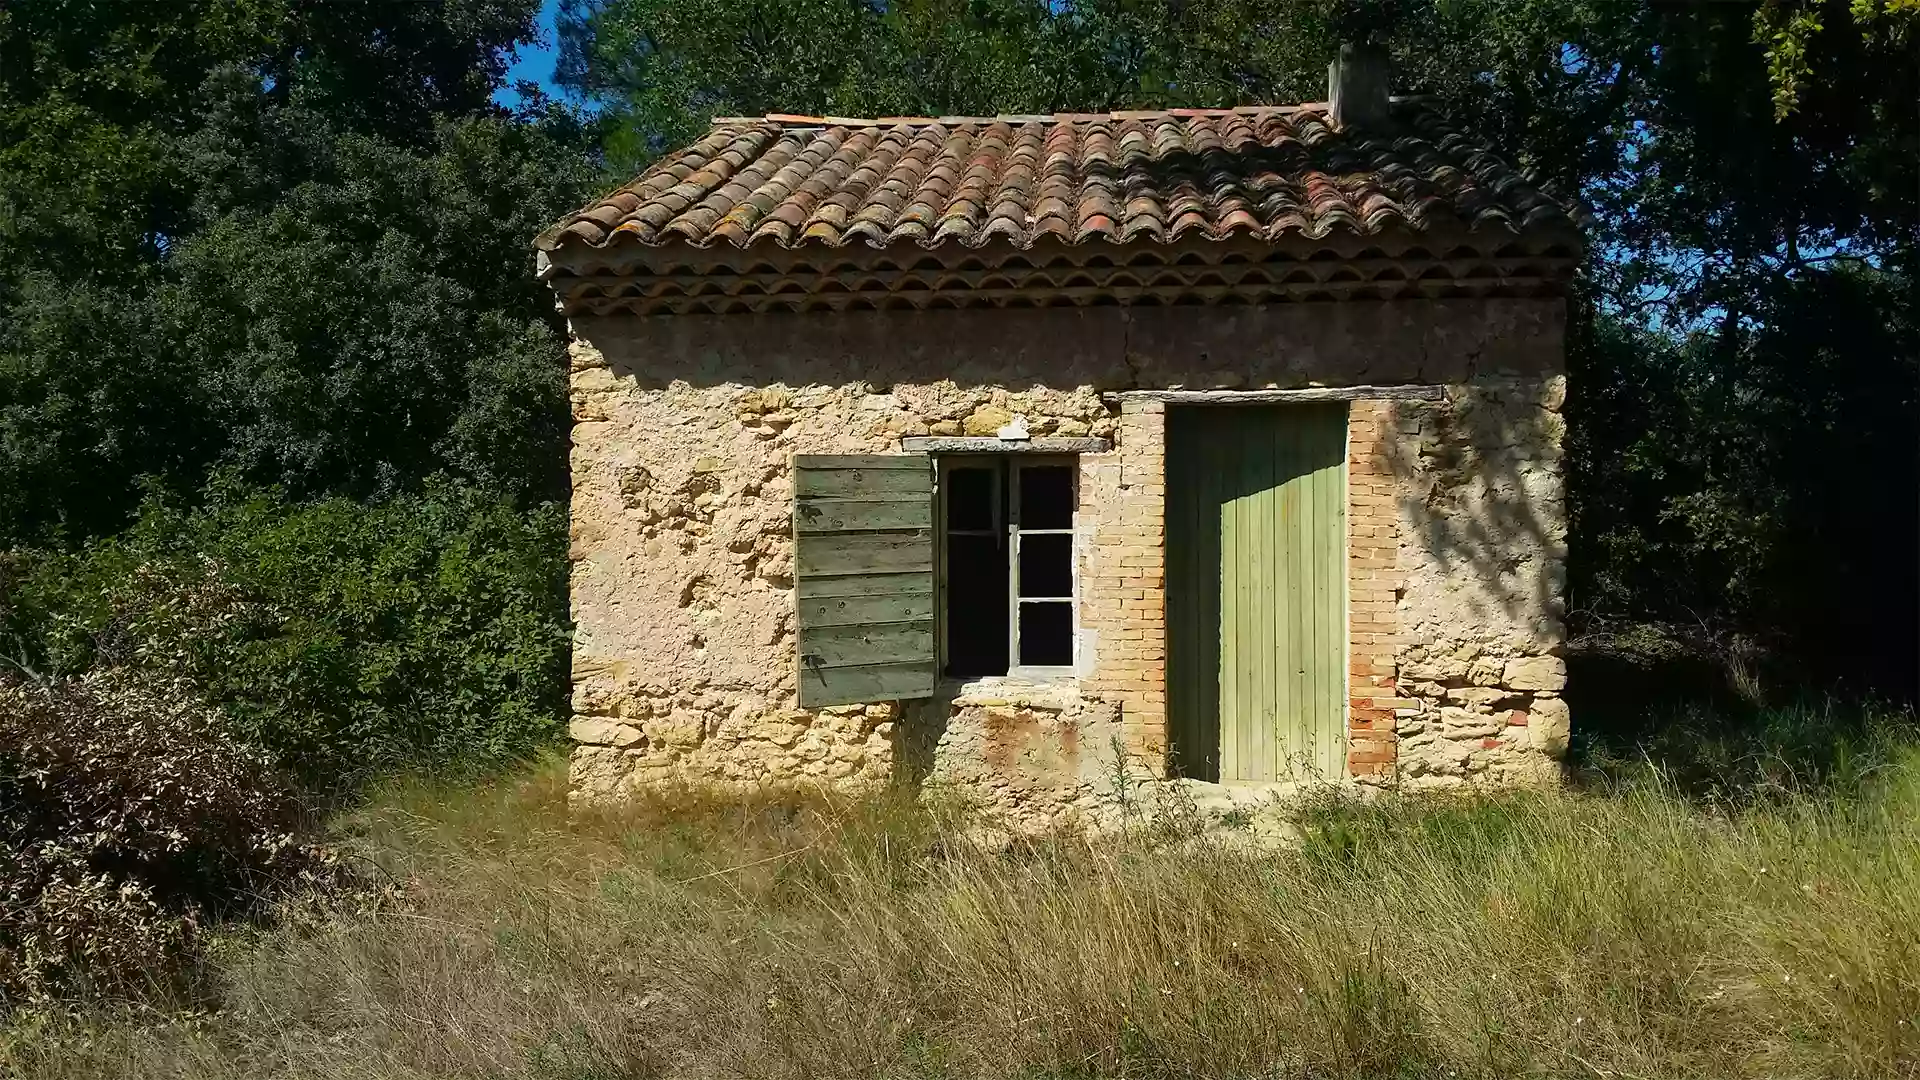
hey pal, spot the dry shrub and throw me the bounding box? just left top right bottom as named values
left=0, top=846, right=190, bottom=1006
left=0, top=671, right=340, bottom=1005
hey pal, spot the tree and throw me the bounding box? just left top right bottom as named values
left=0, top=0, right=603, bottom=544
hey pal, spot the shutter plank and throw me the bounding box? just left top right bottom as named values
left=792, top=453, right=936, bottom=707
left=799, top=621, right=936, bottom=667
left=795, top=468, right=932, bottom=499
left=795, top=533, right=933, bottom=575
left=800, top=661, right=939, bottom=706
left=798, top=592, right=936, bottom=627
left=796, top=572, right=934, bottom=600
left=795, top=497, right=933, bottom=533
left=793, top=454, right=926, bottom=470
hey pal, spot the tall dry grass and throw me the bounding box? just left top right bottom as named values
left=10, top=718, right=1920, bottom=1079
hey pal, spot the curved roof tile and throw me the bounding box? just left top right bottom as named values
left=537, top=103, right=1584, bottom=256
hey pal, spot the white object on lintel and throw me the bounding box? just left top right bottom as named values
left=996, top=415, right=1031, bottom=442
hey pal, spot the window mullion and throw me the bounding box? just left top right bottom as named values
left=1006, top=459, right=1020, bottom=678
left=935, top=458, right=947, bottom=677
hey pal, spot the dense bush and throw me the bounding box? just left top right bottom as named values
left=0, top=670, right=336, bottom=1004
left=0, top=485, right=570, bottom=787
left=0, top=1, right=587, bottom=1007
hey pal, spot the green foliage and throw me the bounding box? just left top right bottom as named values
left=1579, top=696, right=1918, bottom=805
left=1, top=487, right=572, bottom=786
left=0, top=670, right=339, bottom=1004
left=1568, top=265, right=1918, bottom=692
left=558, top=0, right=1336, bottom=172
left=1756, top=0, right=1919, bottom=119
left=0, top=0, right=591, bottom=790
left=0, top=0, right=601, bottom=545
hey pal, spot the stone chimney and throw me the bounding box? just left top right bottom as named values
left=1328, top=42, right=1391, bottom=129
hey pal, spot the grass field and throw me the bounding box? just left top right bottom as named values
left=8, top=703, right=1919, bottom=1079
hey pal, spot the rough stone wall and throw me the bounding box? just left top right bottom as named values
left=904, top=682, right=1125, bottom=831
left=564, top=301, right=1569, bottom=822
left=565, top=363, right=1117, bottom=809
left=1331, top=386, right=1572, bottom=790
left=1382, top=379, right=1572, bottom=787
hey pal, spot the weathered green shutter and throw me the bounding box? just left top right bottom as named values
left=792, top=454, right=937, bottom=708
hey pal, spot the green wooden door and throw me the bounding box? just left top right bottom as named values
left=1166, top=404, right=1348, bottom=782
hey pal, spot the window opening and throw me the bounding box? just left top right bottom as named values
left=943, top=463, right=1007, bottom=677
left=1013, top=464, right=1075, bottom=668
left=939, top=457, right=1077, bottom=677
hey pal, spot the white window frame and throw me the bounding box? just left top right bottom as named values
left=935, top=454, right=1079, bottom=680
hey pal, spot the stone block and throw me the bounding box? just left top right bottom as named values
left=1468, top=657, right=1505, bottom=686
left=962, top=405, right=1014, bottom=436
left=1526, top=697, right=1570, bottom=758
left=652, top=709, right=708, bottom=749
left=1443, top=685, right=1518, bottom=708
left=1503, top=655, right=1567, bottom=691
left=570, top=716, right=645, bottom=748
left=1404, top=738, right=1470, bottom=777
left=1439, top=707, right=1503, bottom=738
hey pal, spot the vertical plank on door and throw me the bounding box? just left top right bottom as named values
left=1310, top=406, right=1349, bottom=777
left=1165, top=409, right=1217, bottom=780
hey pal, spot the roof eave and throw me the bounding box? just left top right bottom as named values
left=536, top=220, right=1587, bottom=282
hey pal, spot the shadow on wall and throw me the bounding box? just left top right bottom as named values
left=1386, top=384, right=1566, bottom=646
left=589, top=309, right=1136, bottom=392
left=893, top=697, right=949, bottom=790
left=575, top=295, right=1566, bottom=397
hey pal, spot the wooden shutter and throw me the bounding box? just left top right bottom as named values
left=792, top=454, right=937, bottom=707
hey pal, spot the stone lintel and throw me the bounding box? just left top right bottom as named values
left=1105, top=385, right=1445, bottom=405
left=899, top=436, right=1112, bottom=453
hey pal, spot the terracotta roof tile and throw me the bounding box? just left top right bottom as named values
left=538, top=103, right=1584, bottom=256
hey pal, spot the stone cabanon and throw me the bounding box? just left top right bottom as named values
left=538, top=60, right=1583, bottom=830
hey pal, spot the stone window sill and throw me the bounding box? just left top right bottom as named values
left=940, top=673, right=1081, bottom=709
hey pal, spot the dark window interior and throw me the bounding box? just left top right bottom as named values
left=1018, top=465, right=1074, bottom=529
left=944, top=464, right=1006, bottom=677
left=946, top=534, right=1007, bottom=676
left=1019, top=602, right=1073, bottom=666
left=945, top=467, right=997, bottom=531
left=1018, top=534, right=1072, bottom=598
left=942, top=458, right=1076, bottom=677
